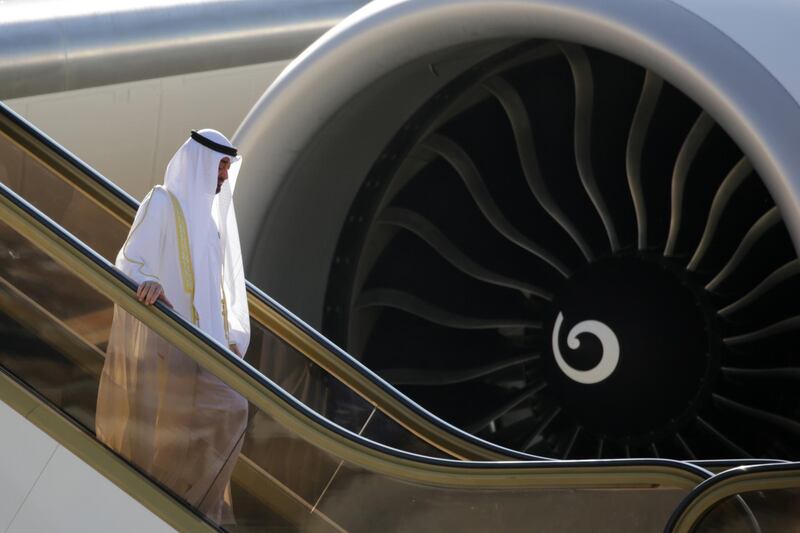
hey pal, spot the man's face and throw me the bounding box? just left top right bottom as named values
left=217, top=157, right=231, bottom=194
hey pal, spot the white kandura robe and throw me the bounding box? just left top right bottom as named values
left=96, top=186, right=248, bottom=525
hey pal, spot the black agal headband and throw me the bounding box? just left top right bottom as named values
left=190, top=130, right=238, bottom=157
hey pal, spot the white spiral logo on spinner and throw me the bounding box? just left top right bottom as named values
left=552, top=312, right=620, bottom=384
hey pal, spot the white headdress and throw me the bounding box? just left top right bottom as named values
left=163, top=129, right=250, bottom=354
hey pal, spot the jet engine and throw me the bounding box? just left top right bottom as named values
left=234, top=0, right=800, bottom=460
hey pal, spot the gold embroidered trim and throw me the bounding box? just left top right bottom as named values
left=165, top=190, right=199, bottom=326
left=221, top=291, right=230, bottom=343
left=220, top=237, right=231, bottom=343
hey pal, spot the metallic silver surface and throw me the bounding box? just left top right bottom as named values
left=560, top=43, right=621, bottom=253
left=706, top=207, right=781, bottom=291
left=233, top=0, right=800, bottom=328
left=719, top=259, right=800, bottom=317
left=421, top=133, right=572, bottom=277
left=664, top=112, right=715, bottom=257
left=229, top=0, right=800, bottom=460
left=378, top=206, right=553, bottom=298
left=0, top=0, right=367, bottom=99
left=688, top=158, right=753, bottom=271
left=668, top=0, right=800, bottom=105
left=357, top=288, right=541, bottom=330
left=626, top=71, right=663, bottom=251
left=483, top=75, right=594, bottom=263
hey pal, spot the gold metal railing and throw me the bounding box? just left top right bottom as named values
left=0, top=107, right=516, bottom=461
left=0, top=370, right=217, bottom=533
left=668, top=464, right=800, bottom=532
left=0, top=175, right=708, bottom=492
left=0, top=269, right=340, bottom=531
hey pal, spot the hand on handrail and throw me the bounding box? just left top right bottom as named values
left=137, top=280, right=173, bottom=308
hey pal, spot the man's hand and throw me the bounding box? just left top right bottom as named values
left=229, top=344, right=241, bottom=357
left=137, top=281, right=173, bottom=308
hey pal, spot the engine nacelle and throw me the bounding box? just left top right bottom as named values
left=234, top=0, right=800, bottom=460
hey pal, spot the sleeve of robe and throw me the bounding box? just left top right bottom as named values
left=220, top=200, right=250, bottom=356
left=224, top=250, right=250, bottom=356
left=116, top=187, right=168, bottom=285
